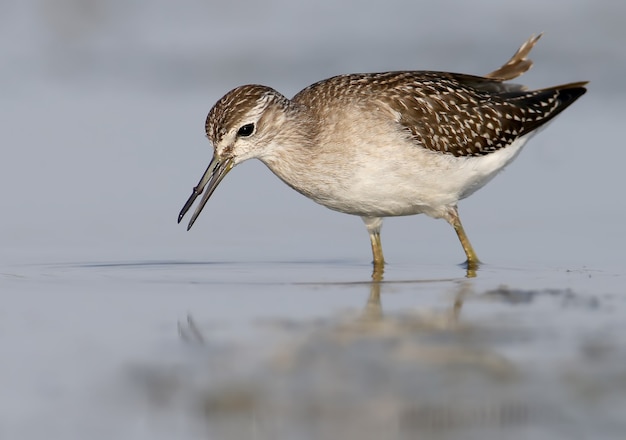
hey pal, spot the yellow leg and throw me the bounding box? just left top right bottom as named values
left=369, top=230, right=385, bottom=281
left=445, top=206, right=480, bottom=275
left=362, top=217, right=385, bottom=280
left=369, top=230, right=385, bottom=266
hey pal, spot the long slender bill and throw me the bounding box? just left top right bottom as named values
left=178, top=156, right=234, bottom=230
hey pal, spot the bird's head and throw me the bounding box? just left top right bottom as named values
left=178, top=85, right=290, bottom=229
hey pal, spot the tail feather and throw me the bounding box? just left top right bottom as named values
left=485, top=33, right=543, bottom=82
left=513, top=82, right=588, bottom=136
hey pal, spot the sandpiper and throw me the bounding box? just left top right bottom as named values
left=178, top=34, right=586, bottom=276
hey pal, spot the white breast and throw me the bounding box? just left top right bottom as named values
left=261, top=105, right=534, bottom=220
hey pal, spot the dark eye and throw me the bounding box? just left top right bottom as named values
left=237, top=123, right=254, bottom=137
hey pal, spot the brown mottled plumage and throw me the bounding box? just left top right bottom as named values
left=291, top=71, right=586, bottom=157
left=180, top=34, right=587, bottom=278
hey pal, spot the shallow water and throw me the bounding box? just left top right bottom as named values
left=4, top=260, right=625, bottom=439
left=2, top=1, right=626, bottom=439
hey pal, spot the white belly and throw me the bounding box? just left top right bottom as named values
left=307, top=134, right=530, bottom=218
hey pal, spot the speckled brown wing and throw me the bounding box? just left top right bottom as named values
left=385, top=73, right=587, bottom=157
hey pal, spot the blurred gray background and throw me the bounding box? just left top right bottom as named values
left=0, top=0, right=622, bottom=267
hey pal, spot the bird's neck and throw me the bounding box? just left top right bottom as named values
left=259, top=104, right=327, bottom=199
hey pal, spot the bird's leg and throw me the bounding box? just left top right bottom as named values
left=369, top=230, right=385, bottom=266
left=444, top=206, right=480, bottom=274
left=369, top=230, right=385, bottom=280
left=362, top=217, right=385, bottom=280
